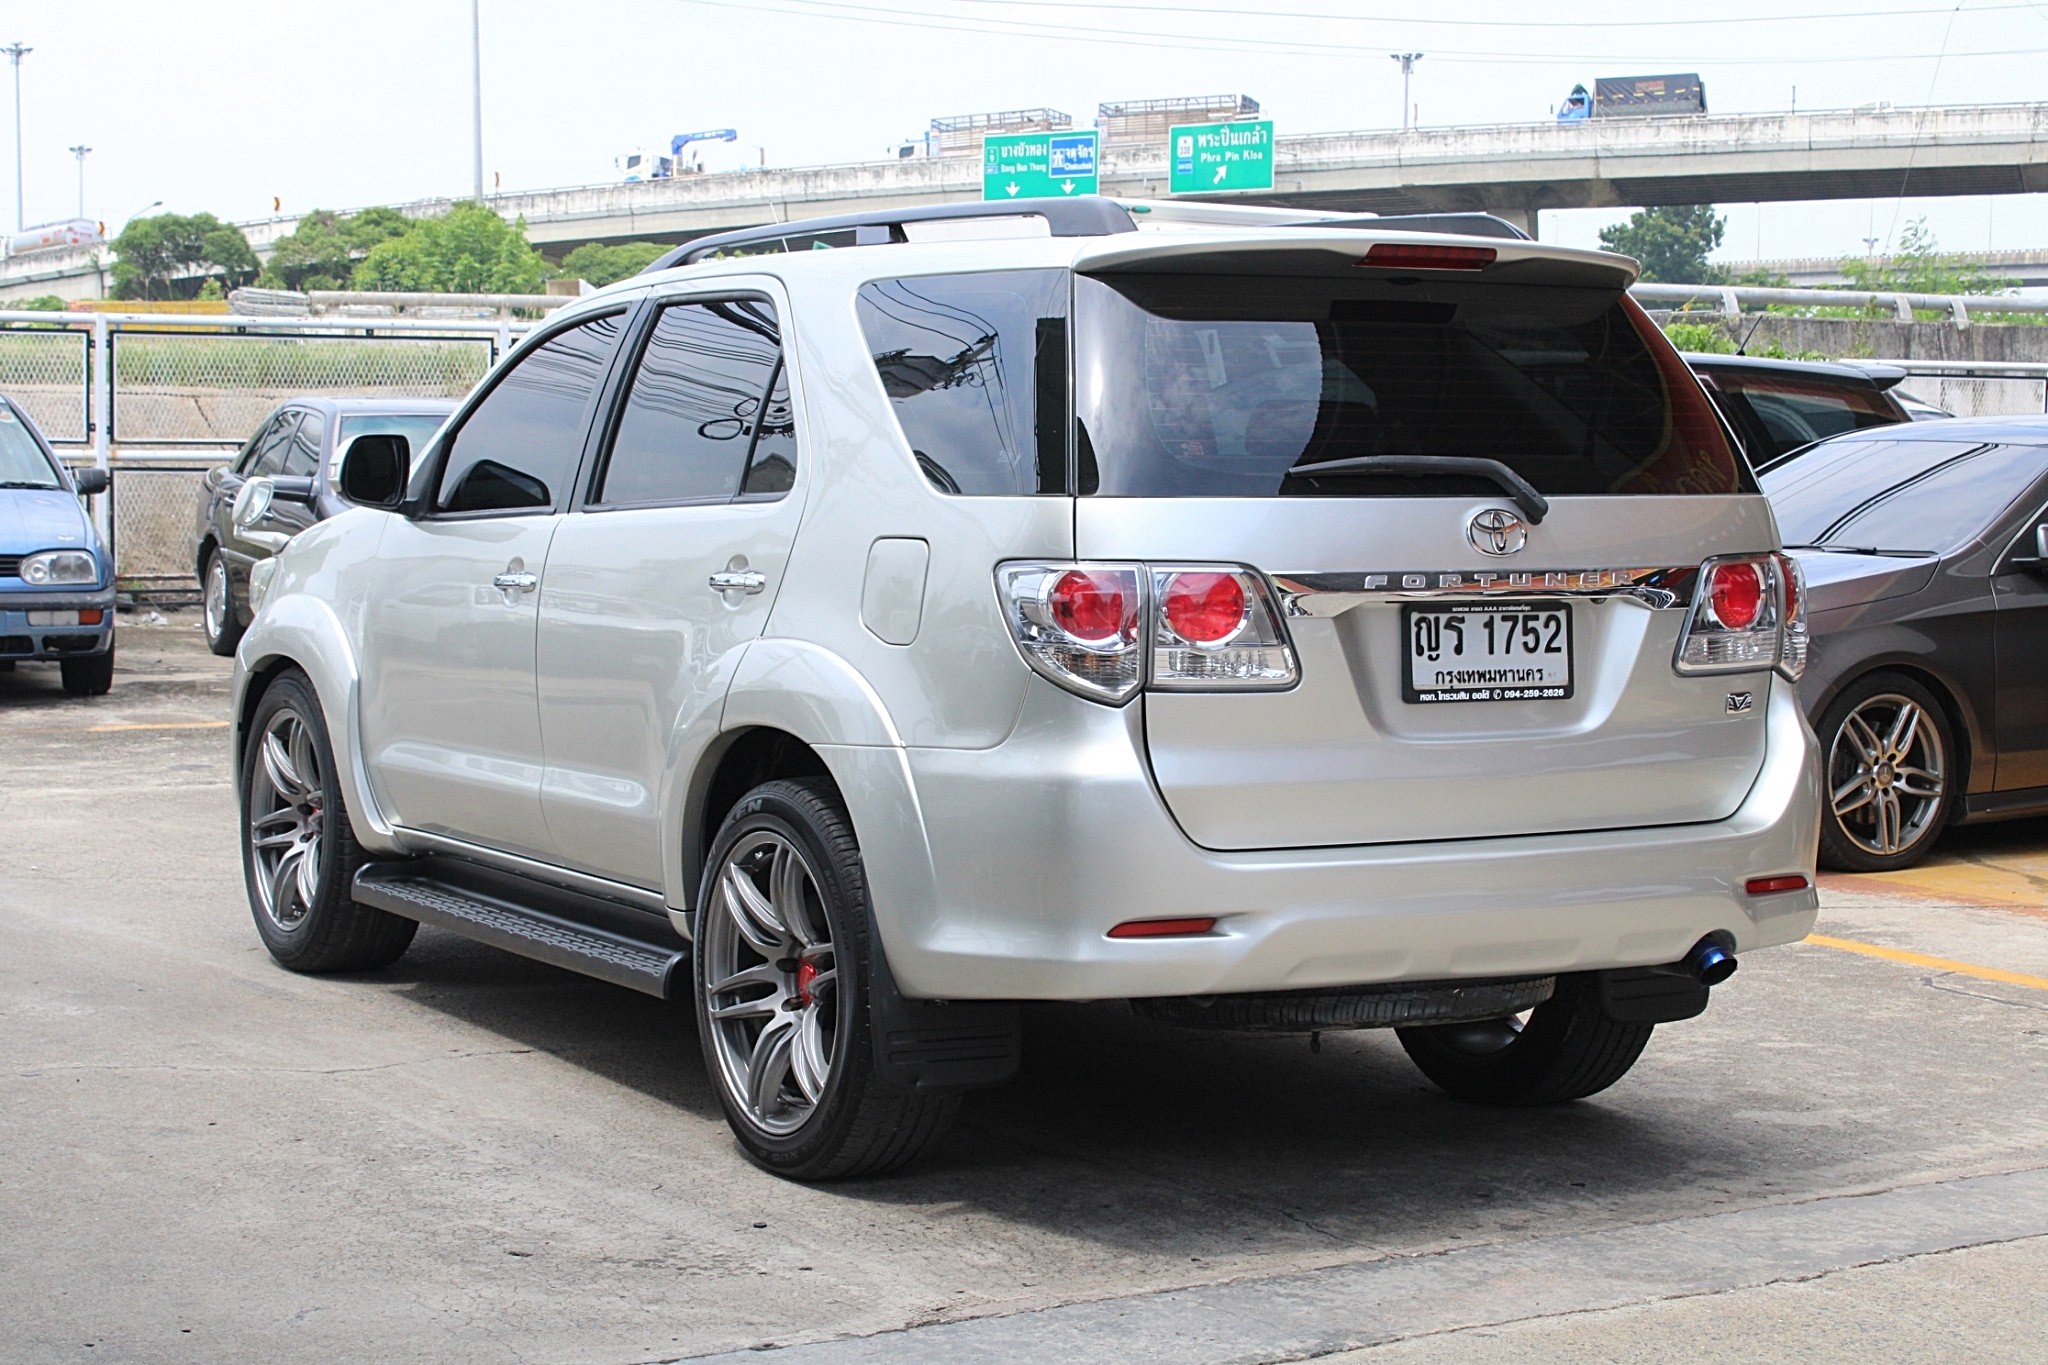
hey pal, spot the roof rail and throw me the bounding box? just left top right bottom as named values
left=639, top=197, right=1531, bottom=275
left=643, top=197, right=1140, bottom=273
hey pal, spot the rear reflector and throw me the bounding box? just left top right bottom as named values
left=1745, top=875, right=1811, bottom=896
left=1359, top=243, right=1497, bottom=271
left=1107, top=917, right=1217, bottom=939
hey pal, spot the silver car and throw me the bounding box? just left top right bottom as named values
left=229, top=199, right=1821, bottom=1179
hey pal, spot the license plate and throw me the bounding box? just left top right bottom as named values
left=1402, top=602, right=1573, bottom=704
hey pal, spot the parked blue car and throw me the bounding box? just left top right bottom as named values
left=0, top=394, right=115, bottom=695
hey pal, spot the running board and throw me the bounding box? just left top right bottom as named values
left=353, top=858, right=687, bottom=999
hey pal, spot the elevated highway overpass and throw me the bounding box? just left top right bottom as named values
left=239, top=100, right=2048, bottom=251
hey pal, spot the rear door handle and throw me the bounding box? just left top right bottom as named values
left=708, top=570, right=767, bottom=595
left=493, top=571, right=539, bottom=593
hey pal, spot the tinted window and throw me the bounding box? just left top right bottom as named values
left=0, top=402, right=59, bottom=488
left=282, top=411, right=325, bottom=479
left=856, top=270, right=1068, bottom=495
left=1762, top=438, right=2048, bottom=553
left=248, top=415, right=300, bottom=478
left=335, top=413, right=450, bottom=478
left=741, top=362, right=797, bottom=497
left=436, top=312, right=624, bottom=514
left=1710, top=371, right=1904, bottom=462
left=1074, top=274, right=1748, bottom=498
left=597, top=300, right=783, bottom=506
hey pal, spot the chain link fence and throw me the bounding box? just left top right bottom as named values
left=107, top=464, right=213, bottom=594
left=108, top=330, right=498, bottom=443
left=0, top=329, right=90, bottom=442
left=1893, top=374, right=2048, bottom=419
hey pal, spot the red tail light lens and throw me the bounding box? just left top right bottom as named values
left=1048, top=568, right=1136, bottom=645
left=1359, top=243, right=1497, bottom=271
left=1161, top=572, right=1248, bottom=646
left=1708, top=561, right=1764, bottom=630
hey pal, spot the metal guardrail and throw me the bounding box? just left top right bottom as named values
left=1633, top=282, right=2048, bottom=329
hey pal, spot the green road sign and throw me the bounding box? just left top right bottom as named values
left=982, top=130, right=1099, bottom=201
left=1168, top=120, right=1276, bottom=194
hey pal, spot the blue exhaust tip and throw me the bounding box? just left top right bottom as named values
left=1686, top=938, right=1738, bottom=987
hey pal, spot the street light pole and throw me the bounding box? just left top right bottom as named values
left=68, top=143, right=89, bottom=220
left=1390, top=51, right=1423, bottom=131
left=4, top=43, right=30, bottom=230
left=470, top=0, right=484, bottom=202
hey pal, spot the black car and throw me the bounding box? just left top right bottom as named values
left=195, top=397, right=455, bottom=655
left=1688, top=353, right=1923, bottom=469
left=1762, top=416, right=2048, bottom=871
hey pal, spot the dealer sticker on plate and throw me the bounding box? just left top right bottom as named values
left=1402, top=602, right=1573, bottom=704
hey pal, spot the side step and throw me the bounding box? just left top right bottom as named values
left=353, top=858, right=687, bottom=999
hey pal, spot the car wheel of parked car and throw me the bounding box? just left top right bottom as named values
left=695, top=777, right=960, bottom=1180
left=202, top=549, right=243, bottom=656
left=1396, top=975, right=1653, bottom=1106
left=241, top=670, right=416, bottom=973
left=1817, top=672, right=1957, bottom=873
left=59, top=646, right=114, bottom=697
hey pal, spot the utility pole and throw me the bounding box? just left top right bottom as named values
left=1390, top=52, right=1423, bottom=131
left=68, top=143, right=89, bottom=219
left=470, top=0, right=484, bottom=202
left=4, top=43, right=30, bottom=231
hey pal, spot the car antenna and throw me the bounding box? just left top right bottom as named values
left=1733, top=309, right=1769, bottom=357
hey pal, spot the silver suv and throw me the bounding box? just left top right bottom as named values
left=231, top=199, right=1821, bottom=1180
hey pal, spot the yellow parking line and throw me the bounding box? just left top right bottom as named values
left=1807, top=933, right=2048, bottom=993
left=84, top=720, right=231, bottom=733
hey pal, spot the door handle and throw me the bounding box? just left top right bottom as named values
left=493, top=570, right=539, bottom=593
left=708, top=570, right=767, bottom=595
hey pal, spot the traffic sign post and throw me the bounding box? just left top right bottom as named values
left=1168, top=120, right=1276, bottom=194
left=982, top=130, right=1099, bottom=200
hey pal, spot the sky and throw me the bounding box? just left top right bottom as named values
left=16, top=0, right=2048, bottom=263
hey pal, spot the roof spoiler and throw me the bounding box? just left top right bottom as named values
left=638, top=197, right=1532, bottom=274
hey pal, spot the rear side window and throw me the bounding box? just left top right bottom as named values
left=1073, top=274, right=1749, bottom=498
left=247, top=414, right=300, bottom=478
left=856, top=270, right=1068, bottom=495
left=436, top=312, right=624, bottom=514
left=281, top=411, right=324, bottom=478
left=595, top=299, right=787, bottom=506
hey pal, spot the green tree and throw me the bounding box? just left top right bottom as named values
left=1841, top=218, right=2017, bottom=296
left=558, top=240, right=665, bottom=287
left=352, top=203, right=546, bottom=294
left=18, top=294, right=66, bottom=311
left=1598, top=204, right=1725, bottom=284
left=111, top=212, right=260, bottom=300
left=258, top=207, right=415, bottom=292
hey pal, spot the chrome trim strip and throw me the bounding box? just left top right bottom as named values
left=1272, top=566, right=1698, bottom=617
left=390, top=827, right=671, bottom=913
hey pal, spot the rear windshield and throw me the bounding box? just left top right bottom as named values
left=1701, top=367, right=1905, bottom=465
left=1075, top=273, right=1748, bottom=498
left=1761, top=437, right=2048, bottom=554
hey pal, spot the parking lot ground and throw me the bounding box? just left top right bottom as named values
left=3, top=613, right=2045, bottom=1364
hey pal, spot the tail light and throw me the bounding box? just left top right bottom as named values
left=997, top=562, right=1297, bottom=704
left=1675, top=554, right=1806, bottom=681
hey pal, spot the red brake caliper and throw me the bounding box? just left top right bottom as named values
left=794, top=959, right=820, bottom=1008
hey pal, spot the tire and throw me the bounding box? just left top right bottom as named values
left=694, top=777, right=959, bottom=1180
left=1397, top=974, right=1653, bottom=1106
left=60, top=644, right=115, bottom=697
left=202, top=548, right=244, bottom=656
left=240, top=669, right=416, bottom=973
left=1816, top=671, right=1957, bottom=873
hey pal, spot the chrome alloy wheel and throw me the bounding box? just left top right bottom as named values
left=204, top=554, right=231, bottom=642
left=1829, top=692, right=1947, bottom=859
left=702, top=830, right=839, bottom=1137
left=247, top=707, right=326, bottom=930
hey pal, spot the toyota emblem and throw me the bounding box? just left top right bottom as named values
left=1467, top=508, right=1528, bottom=557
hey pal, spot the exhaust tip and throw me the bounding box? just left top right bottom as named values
left=1686, top=937, right=1739, bottom=987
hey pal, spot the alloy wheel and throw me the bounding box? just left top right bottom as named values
left=204, top=555, right=230, bottom=642
left=1829, top=693, right=1947, bottom=859
left=701, top=830, right=839, bottom=1137
left=247, top=707, right=325, bottom=930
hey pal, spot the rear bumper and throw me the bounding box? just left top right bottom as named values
left=850, top=678, right=1821, bottom=1001
left=0, top=586, right=116, bottom=660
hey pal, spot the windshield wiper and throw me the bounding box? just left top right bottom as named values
left=1781, top=544, right=1931, bottom=557
left=1284, top=455, right=1549, bottom=525
left=0, top=479, right=60, bottom=489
